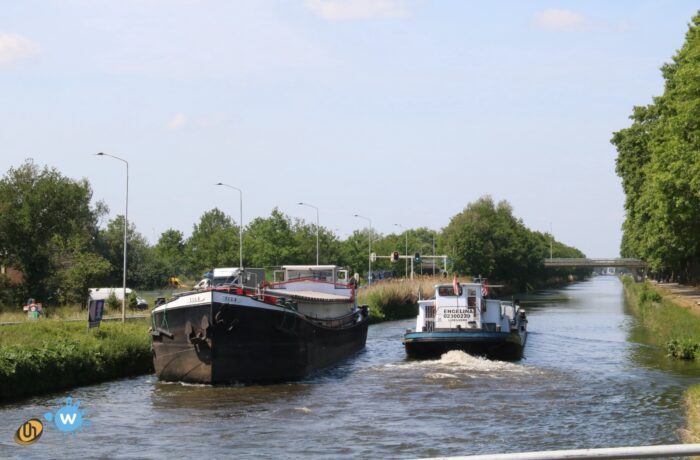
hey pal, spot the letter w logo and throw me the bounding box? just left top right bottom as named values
left=59, top=413, right=77, bottom=425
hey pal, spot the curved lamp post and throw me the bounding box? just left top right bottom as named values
left=298, top=202, right=319, bottom=265
left=353, top=214, right=372, bottom=287
left=96, top=152, right=128, bottom=322
left=216, top=183, right=243, bottom=270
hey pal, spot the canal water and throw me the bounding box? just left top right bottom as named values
left=3, top=276, right=700, bottom=458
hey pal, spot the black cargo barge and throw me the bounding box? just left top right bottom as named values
left=151, top=266, right=369, bottom=383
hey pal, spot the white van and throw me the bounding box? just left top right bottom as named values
left=88, top=287, right=148, bottom=310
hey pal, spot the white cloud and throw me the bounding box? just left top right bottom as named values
left=166, top=113, right=187, bottom=130
left=304, top=0, right=407, bottom=21
left=533, top=9, right=587, bottom=32
left=0, top=33, right=40, bottom=65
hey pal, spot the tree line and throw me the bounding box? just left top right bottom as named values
left=0, top=160, right=585, bottom=307
left=612, top=11, right=700, bottom=284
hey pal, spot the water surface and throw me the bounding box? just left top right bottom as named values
left=2, top=276, right=699, bottom=458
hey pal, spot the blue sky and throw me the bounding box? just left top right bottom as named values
left=1, top=1, right=698, bottom=257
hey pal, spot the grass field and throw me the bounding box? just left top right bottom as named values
left=0, top=320, right=152, bottom=402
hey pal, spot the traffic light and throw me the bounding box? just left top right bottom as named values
left=414, top=252, right=421, bottom=263
left=391, top=251, right=400, bottom=262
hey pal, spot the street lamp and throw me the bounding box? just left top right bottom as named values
left=432, top=231, right=436, bottom=276
left=353, top=214, right=372, bottom=286
left=298, top=202, right=319, bottom=265
left=393, top=223, right=409, bottom=278
left=216, top=183, right=243, bottom=270
left=95, top=152, right=128, bottom=323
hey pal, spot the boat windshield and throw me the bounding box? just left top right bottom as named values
left=212, top=275, right=240, bottom=287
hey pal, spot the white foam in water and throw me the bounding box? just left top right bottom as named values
left=437, top=350, right=527, bottom=373
left=378, top=350, right=530, bottom=376
left=424, top=373, right=459, bottom=379
left=294, top=407, right=312, bottom=414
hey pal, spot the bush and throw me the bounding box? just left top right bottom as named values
left=106, top=291, right=120, bottom=310
left=668, top=338, right=700, bottom=360
left=127, top=291, right=138, bottom=309
left=0, top=321, right=152, bottom=401
left=639, top=283, right=662, bottom=304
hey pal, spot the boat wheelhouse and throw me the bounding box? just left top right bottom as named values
left=150, top=265, right=369, bottom=384
left=403, top=280, right=527, bottom=360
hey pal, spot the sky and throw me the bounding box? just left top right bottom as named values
left=1, top=0, right=698, bottom=258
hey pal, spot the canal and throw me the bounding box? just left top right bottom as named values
left=3, top=276, right=700, bottom=458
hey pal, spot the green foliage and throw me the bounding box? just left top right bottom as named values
left=638, top=282, right=662, bottom=304
left=97, top=215, right=166, bottom=289
left=0, top=159, right=105, bottom=303
left=668, top=338, right=700, bottom=360
left=106, top=291, right=120, bottom=310
left=612, top=12, right=700, bottom=283
left=127, top=291, right=138, bottom=309
left=0, top=320, right=151, bottom=401
left=441, top=196, right=585, bottom=290
left=53, top=239, right=111, bottom=306
left=186, top=208, right=241, bottom=274
left=244, top=208, right=297, bottom=267
left=154, top=228, right=187, bottom=276
left=623, top=278, right=700, bottom=361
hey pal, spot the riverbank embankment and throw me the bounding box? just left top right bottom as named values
left=1, top=275, right=569, bottom=403
left=0, top=320, right=152, bottom=402
left=622, top=277, right=700, bottom=442
left=0, top=279, right=435, bottom=403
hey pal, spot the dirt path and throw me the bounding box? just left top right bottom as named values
left=652, top=282, right=700, bottom=311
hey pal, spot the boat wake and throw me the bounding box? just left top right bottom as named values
left=378, top=350, right=533, bottom=379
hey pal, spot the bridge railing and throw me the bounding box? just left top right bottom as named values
left=543, top=258, right=648, bottom=268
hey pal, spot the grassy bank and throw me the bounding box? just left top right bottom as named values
left=622, top=277, right=700, bottom=443
left=0, top=320, right=152, bottom=402
left=622, top=277, right=700, bottom=358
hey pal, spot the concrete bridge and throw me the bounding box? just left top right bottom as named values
left=543, top=258, right=648, bottom=269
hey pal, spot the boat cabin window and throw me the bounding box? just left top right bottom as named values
left=467, top=288, right=477, bottom=307
left=287, top=269, right=334, bottom=282
left=438, top=286, right=459, bottom=296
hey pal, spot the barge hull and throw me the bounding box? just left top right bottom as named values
left=152, top=301, right=368, bottom=384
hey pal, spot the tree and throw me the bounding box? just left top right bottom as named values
left=185, top=208, right=240, bottom=275
left=339, top=229, right=378, bottom=278
left=441, top=196, right=580, bottom=290
left=0, top=160, right=105, bottom=303
left=244, top=208, right=297, bottom=268
left=612, top=11, right=700, bottom=282
left=96, top=215, right=166, bottom=289
left=154, top=229, right=187, bottom=276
